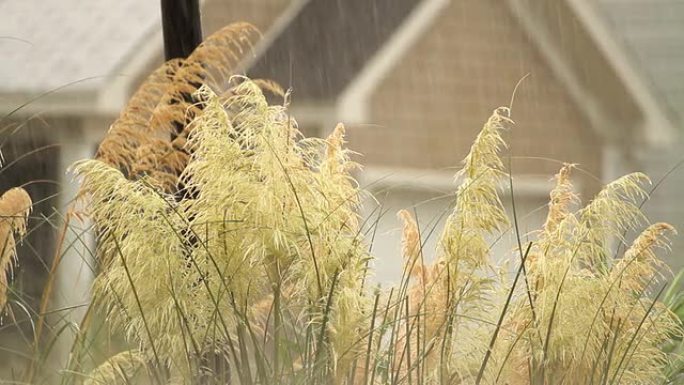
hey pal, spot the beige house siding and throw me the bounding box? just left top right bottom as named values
left=517, top=0, right=643, bottom=131
left=349, top=0, right=605, bottom=200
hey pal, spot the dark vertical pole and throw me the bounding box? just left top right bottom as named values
left=160, top=0, right=203, bottom=199
left=161, top=0, right=202, bottom=60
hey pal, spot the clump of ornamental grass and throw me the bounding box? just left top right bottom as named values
left=72, top=77, right=371, bottom=383
left=63, top=22, right=683, bottom=385
left=393, top=111, right=682, bottom=384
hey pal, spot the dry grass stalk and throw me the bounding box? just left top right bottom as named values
left=0, top=187, right=31, bottom=311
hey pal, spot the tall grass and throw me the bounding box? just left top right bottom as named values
left=1, top=22, right=682, bottom=385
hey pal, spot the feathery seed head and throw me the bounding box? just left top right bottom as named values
left=0, top=187, right=31, bottom=310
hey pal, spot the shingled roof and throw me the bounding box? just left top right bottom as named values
left=247, top=0, right=418, bottom=101
left=0, top=0, right=160, bottom=94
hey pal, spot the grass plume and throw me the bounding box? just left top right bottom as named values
left=0, top=187, right=32, bottom=311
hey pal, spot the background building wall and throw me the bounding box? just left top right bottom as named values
left=351, top=0, right=604, bottom=195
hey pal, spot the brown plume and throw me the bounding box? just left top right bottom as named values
left=97, top=23, right=260, bottom=192
left=0, top=187, right=31, bottom=310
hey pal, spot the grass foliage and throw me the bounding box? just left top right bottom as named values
left=2, top=23, right=683, bottom=385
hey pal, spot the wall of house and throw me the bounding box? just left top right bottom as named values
left=345, top=0, right=608, bottom=278
left=358, top=171, right=552, bottom=283
left=348, top=0, right=605, bottom=199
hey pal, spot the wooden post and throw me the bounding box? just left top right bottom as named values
left=161, top=0, right=202, bottom=60
left=160, top=0, right=203, bottom=199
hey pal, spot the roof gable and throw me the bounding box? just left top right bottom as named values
left=247, top=0, right=418, bottom=101
left=597, top=0, right=684, bottom=127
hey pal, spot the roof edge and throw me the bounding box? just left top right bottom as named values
left=358, top=166, right=562, bottom=197
left=566, top=0, right=677, bottom=147
left=239, top=0, right=311, bottom=72
left=508, top=0, right=676, bottom=147
left=336, top=0, right=449, bottom=123
left=0, top=90, right=101, bottom=116
left=505, top=0, right=620, bottom=140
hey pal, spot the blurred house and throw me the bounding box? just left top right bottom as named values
left=0, top=0, right=683, bottom=337
left=249, top=0, right=684, bottom=279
